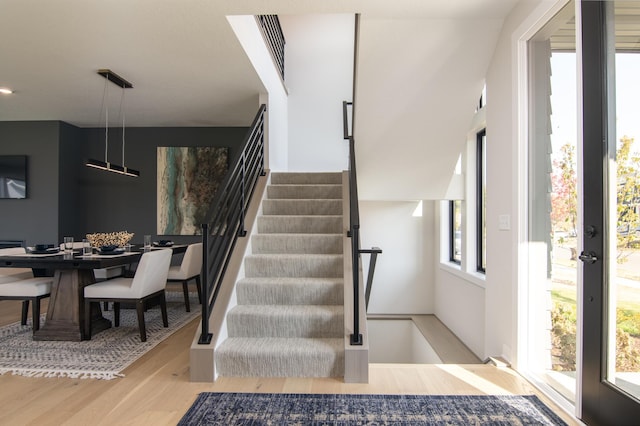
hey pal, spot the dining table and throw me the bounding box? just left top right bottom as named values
left=0, top=244, right=188, bottom=341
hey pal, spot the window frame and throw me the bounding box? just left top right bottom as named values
left=476, top=128, right=487, bottom=274
left=449, top=200, right=461, bottom=264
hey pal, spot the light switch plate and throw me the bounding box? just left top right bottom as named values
left=499, top=214, right=510, bottom=230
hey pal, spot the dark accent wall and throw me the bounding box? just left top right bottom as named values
left=59, top=122, right=86, bottom=242
left=0, top=121, right=248, bottom=247
left=0, top=122, right=61, bottom=246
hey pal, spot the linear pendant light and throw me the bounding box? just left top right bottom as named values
left=86, top=69, right=140, bottom=177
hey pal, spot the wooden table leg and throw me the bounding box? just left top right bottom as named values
left=33, top=269, right=111, bottom=341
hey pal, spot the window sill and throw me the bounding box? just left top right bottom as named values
left=439, top=261, right=486, bottom=289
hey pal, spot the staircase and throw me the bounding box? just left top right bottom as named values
left=215, top=172, right=345, bottom=377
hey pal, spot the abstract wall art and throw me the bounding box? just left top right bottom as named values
left=157, top=146, right=228, bottom=235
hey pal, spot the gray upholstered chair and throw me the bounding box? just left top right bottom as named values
left=167, top=243, right=202, bottom=312
left=83, top=249, right=172, bottom=342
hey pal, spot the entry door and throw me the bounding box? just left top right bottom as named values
left=580, top=2, right=640, bottom=424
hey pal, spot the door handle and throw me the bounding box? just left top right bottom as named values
left=579, top=251, right=598, bottom=264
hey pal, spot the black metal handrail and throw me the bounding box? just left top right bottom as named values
left=257, top=15, right=286, bottom=81
left=343, top=14, right=381, bottom=346
left=198, top=104, right=266, bottom=344
left=343, top=100, right=382, bottom=346
left=346, top=127, right=362, bottom=346
left=360, top=247, right=382, bottom=310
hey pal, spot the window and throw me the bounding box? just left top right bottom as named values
left=449, top=200, right=462, bottom=264
left=476, top=84, right=487, bottom=112
left=476, top=129, right=487, bottom=273
left=449, top=155, right=463, bottom=264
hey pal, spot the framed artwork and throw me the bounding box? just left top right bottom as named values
left=157, top=146, right=228, bottom=235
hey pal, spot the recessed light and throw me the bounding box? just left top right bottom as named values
left=0, top=88, right=13, bottom=95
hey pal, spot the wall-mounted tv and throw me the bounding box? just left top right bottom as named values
left=0, top=155, right=27, bottom=199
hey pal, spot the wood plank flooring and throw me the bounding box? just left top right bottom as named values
left=0, top=300, right=580, bottom=425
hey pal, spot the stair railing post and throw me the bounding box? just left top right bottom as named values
left=259, top=113, right=266, bottom=177
left=350, top=225, right=363, bottom=345
left=198, top=223, right=213, bottom=344
left=239, top=151, right=247, bottom=237
left=360, top=247, right=382, bottom=310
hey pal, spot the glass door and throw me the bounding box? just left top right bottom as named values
left=580, top=2, right=640, bottom=424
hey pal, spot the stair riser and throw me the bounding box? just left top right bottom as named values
left=262, top=199, right=342, bottom=216
left=217, top=353, right=344, bottom=377
left=267, top=185, right=342, bottom=200
left=252, top=234, right=342, bottom=255
left=257, top=216, right=342, bottom=234
left=237, top=282, right=344, bottom=305
left=216, top=338, right=344, bottom=377
left=271, top=172, right=342, bottom=185
left=227, top=309, right=344, bottom=338
left=245, top=255, right=343, bottom=278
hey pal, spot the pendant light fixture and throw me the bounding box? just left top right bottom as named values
left=86, top=69, right=140, bottom=177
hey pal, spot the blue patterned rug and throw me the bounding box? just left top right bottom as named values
left=178, top=392, right=567, bottom=425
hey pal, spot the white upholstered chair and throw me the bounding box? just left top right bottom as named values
left=0, top=247, right=34, bottom=283
left=167, top=243, right=202, bottom=312
left=0, top=247, right=52, bottom=332
left=83, top=249, right=172, bottom=342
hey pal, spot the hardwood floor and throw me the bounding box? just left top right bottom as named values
left=0, top=300, right=580, bottom=425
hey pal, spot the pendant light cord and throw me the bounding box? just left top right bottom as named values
left=98, top=77, right=109, bottom=164
left=119, top=87, right=126, bottom=167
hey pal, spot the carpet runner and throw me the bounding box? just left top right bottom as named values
left=216, top=172, right=345, bottom=377
left=178, top=392, right=568, bottom=425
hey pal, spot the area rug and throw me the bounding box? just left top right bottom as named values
left=0, top=291, right=200, bottom=380
left=178, top=392, right=568, bottom=425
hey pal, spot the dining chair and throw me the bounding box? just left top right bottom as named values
left=0, top=247, right=34, bottom=283
left=83, top=249, right=172, bottom=342
left=0, top=246, right=53, bottom=332
left=167, top=243, right=202, bottom=312
left=0, top=276, right=53, bottom=332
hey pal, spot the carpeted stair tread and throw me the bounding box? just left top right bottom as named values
left=244, top=254, right=343, bottom=278
left=252, top=233, right=342, bottom=254
left=257, top=215, right=342, bottom=234
left=270, top=172, right=342, bottom=185
left=216, top=337, right=344, bottom=377
left=267, top=184, right=342, bottom=200
left=227, top=305, right=344, bottom=338
left=237, top=277, right=344, bottom=305
left=218, top=172, right=346, bottom=379
left=262, top=199, right=342, bottom=216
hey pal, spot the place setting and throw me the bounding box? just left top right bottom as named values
left=152, top=239, right=174, bottom=248
left=18, top=244, right=61, bottom=257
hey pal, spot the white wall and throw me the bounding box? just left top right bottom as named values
left=435, top=268, right=486, bottom=357
left=359, top=200, right=434, bottom=315
left=484, top=0, right=562, bottom=363
left=227, top=15, right=289, bottom=171
left=432, top=0, right=560, bottom=362
left=355, top=16, right=502, bottom=201
left=279, top=14, right=353, bottom=172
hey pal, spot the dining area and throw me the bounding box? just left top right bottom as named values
left=0, top=234, right=202, bottom=343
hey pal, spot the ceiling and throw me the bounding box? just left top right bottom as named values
left=1, top=0, right=521, bottom=129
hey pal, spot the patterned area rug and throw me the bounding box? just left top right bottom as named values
left=0, top=291, right=200, bottom=380
left=178, top=392, right=568, bottom=425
